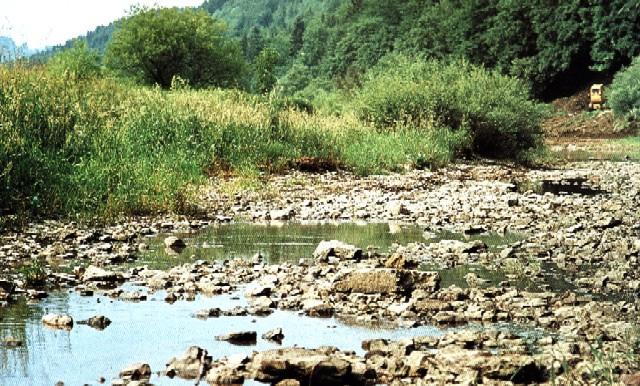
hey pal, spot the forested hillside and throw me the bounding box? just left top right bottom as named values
left=32, top=1, right=640, bottom=99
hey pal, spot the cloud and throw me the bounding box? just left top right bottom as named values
left=0, top=0, right=203, bottom=49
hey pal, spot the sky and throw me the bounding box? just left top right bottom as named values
left=0, top=0, right=204, bottom=50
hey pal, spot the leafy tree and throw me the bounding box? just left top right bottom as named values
left=245, top=27, right=265, bottom=61
left=47, top=41, right=101, bottom=80
left=290, top=16, right=305, bottom=55
left=254, top=47, right=279, bottom=93
left=609, top=57, right=640, bottom=122
left=105, top=6, right=245, bottom=88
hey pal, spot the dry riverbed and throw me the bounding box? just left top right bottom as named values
left=1, top=160, right=640, bottom=385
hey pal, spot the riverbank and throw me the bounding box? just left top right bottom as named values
left=1, top=159, right=640, bottom=384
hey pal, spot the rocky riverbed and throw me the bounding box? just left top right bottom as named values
left=1, top=160, right=640, bottom=385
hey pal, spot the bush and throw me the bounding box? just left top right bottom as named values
left=355, top=55, right=545, bottom=159
left=609, top=57, right=640, bottom=124
left=47, top=41, right=101, bottom=80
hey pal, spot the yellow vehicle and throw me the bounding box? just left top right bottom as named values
left=589, top=84, right=605, bottom=110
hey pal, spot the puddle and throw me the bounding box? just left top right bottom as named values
left=517, top=178, right=605, bottom=196
left=420, top=262, right=576, bottom=293
left=138, top=222, right=426, bottom=269
left=0, top=288, right=442, bottom=385
left=138, top=222, right=526, bottom=270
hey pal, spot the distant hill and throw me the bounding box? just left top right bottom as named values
left=30, top=23, right=115, bottom=63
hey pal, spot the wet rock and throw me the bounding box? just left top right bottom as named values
left=216, top=331, right=257, bottom=345
left=164, top=236, right=186, bottom=251
left=313, top=240, right=362, bottom=262
left=302, top=299, right=335, bottom=317
left=194, top=308, right=221, bottom=319
left=166, top=346, right=211, bottom=380
left=249, top=347, right=367, bottom=386
left=262, top=328, right=284, bottom=343
left=246, top=285, right=271, bottom=297
left=82, top=266, right=123, bottom=283
left=78, top=315, right=111, bottom=330
left=42, top=313, right=73, bottom=329
left=119, top=362, right=151, bottom=381
left=205, top=365, right=245, bottom=385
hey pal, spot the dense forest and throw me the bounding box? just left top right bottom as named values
left=35, top=0, right=640, bottom=99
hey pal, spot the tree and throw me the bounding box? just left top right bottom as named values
left=105, top=6, right=246, bottom=89
left=47, top=41, right=101, bottom=80
left=290, top=16, right=305, bottom=55
left=254, top=47, right=279, bottom=94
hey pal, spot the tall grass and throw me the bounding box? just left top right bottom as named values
left=0, top=62, right=543, bottom=219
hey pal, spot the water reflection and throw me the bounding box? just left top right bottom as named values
left=0, top=289, right=442, bottom=385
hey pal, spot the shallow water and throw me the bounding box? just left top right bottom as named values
left=0, top=286, right=442, bottom=385
left=1, top=222, right=535, bottom=384
left=138, top=222, right=524, bottom=269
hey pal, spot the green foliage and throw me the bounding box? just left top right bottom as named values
left=355, top=55, right=544, bottom=159
left=105, top=6, right=246, bottom=89
left=254, top=48, right=279, bottom=94
left=17, top=260, right=47, bottom=287
left=1, top=64, right=540, bottom=218
left=609, top=57, right=640, bottom=125
left=47, top=41, right=101, bottom=80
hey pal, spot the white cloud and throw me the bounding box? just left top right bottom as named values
left=0, top=0, right=204, bottom=49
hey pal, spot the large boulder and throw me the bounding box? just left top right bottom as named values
left=333, top=269, right=439, bottom=294
left=313, top=240, right=362, bottom=262
left=249, top=348, right=370, bottom=386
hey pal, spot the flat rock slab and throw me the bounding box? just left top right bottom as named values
left=333, top=269, right=439, bottom=294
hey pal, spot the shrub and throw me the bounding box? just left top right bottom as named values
left=609, top=57, right=640, bottom=124
left=355, top=54, right=545, bottom=159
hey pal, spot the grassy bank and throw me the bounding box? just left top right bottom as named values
left=0, top=59, right=543, bottom=219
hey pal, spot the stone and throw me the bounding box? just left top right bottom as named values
left=42, top=313, right=73, bottom=329
left=216, top=331, right=257, bottom=345
left=313, top=240, right=362, bottom=262
left=387, top=201, right=411, bottom=216
left=249, top=348, right=362, bottom=386
left=270, top=208, right=295, bottom=221
left=78, top=315, right=111, bottom=330
left=119, top=362, right=151, bottom=381
left=302, top=299, right=335, bottom=317
left=166, top=346, right=211, bottom=380
left=262, top=328, right=284, bottom=343
left=164, top=236, right=186, bottom=251
left=82, top=266, right=123, bottom=283
left=205, top=365, right=245, bottom=385
left=333, top=269, right=439, bottom=294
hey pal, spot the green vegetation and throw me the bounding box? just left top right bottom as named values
left=105, top=7, right=245, bottom=88
left=47, top=41, right=101, bottom=80
left=355, top=56, right=544, bottom=159
left=609, top=57, right=640, bottom=128
left=0, top=53, right=543, bottom=218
